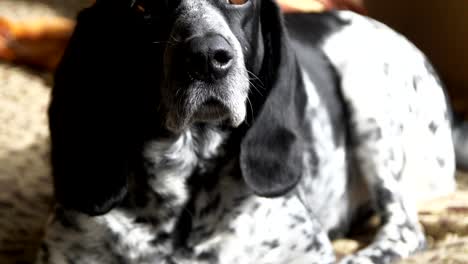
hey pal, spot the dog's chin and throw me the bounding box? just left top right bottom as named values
left=165, top=98, right=246, bottom=133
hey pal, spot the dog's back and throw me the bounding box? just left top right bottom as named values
left=285, top=11, right=456, bottom=261
left=287, top=11, right=455, bottom=202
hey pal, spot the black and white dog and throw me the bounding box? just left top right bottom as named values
left=38, top=0, right=468, bottom=263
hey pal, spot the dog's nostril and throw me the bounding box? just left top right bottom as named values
left=213, top=50, right=233, bottom=66
left=186, top=53, right=206, bottom=70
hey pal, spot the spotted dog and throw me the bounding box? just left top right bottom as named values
left=38, top=0, right=467, bottom=263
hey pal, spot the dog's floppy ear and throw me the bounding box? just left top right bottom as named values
left=49, top=3, right=152, bottom=216
left=240, top=0, right=305, bottom=197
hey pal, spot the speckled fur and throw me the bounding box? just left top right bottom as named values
left=39, top=126, right=335, bottom=264
left=322, top=12, right=455, bottom=264
left=38, top=4, right=457, bottom=264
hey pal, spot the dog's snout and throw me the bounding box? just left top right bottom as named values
left=185, top=34, right=234, bottom=81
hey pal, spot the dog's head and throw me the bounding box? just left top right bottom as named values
left=120, top=0, right=266, bottom=133
left=50, top=0, right=304, bottom=215
left=154, top=0, right=258, bottom=132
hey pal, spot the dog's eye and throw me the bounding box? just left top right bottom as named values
left=228, top=0, right=248, bottom=5
left=130, top=0, right=160, bottom=23
left=135, top=3, right=146, bottom=13
left=131, top=0, right=147, bottom=14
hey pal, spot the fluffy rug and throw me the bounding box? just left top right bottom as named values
left=0, top=1, right=467, bottom=263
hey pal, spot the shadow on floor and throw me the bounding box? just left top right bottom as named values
left=0, top=138, right=53, bottom=264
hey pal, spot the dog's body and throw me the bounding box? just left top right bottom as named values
left=38, top=1, right=465, bottom=263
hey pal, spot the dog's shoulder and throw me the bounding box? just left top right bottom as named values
left=283, top=12, right=348, bottom=145
left=283, top=11, right=347, bottom=46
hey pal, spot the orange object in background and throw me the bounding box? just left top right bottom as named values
left=278, top=0, right=327, bottom=12
left=279, top=0, right=365, bottom=13
left=0, top=17, right=75, bottom=70
left=0, top=0, right=364, bottom=70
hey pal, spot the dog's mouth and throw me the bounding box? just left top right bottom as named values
left=164, top=93, right=247, bottom=133
left=192, top=98, right=230, bottom=122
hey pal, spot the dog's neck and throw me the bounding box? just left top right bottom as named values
left=144, top=124, right=227, bottom=185
left=126, top=124, right=229, bottom=214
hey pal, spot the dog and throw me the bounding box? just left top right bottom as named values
left=37, top=0, right=468, bottom=263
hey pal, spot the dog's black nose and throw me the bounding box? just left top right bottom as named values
left=185, top=34, right=234, bottom=81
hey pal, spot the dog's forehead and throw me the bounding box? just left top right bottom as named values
left=179, top=0, right=221, bottom=17
left=165, top=0, right=257, bottom=37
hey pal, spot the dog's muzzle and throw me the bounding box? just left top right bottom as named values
left=163, top=32, right=248, bottom=133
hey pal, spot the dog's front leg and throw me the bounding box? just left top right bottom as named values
left=339, top=117, right=425, bottom=264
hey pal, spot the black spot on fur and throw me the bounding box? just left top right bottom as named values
left=198, top=250, right=219, bottom=263
left=412, top=76, right=422, bottom=91
left=437, top=157, right=445, bottom=167
left=290, top=214, right=307, bottom=224
left=135, top=216, right=159, bottom=225
left=369, top=248, right=400, bottom=264
left=227, top=226, right=236, bottom=234
left=305, top=237, right=322, bottom=252
left=301, top=229, right=314, bottom=239
left=249, top=201, right=261, bottom=214
left=383, top=63, right=390, bottom=75
left=429, top=121, right=438, bottom=134
left=150, top=232, right=171, bottom=245
left=262, top=239, right=280, bottom=249
left=290, top=243, right=298, bottom=251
